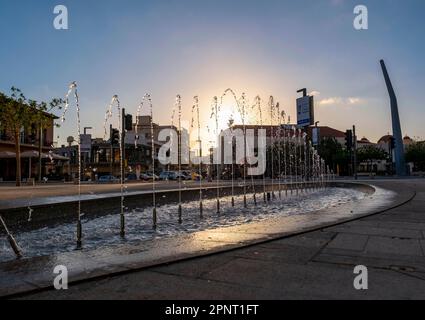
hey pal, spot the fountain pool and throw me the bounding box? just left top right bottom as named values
left=0, top=187, right=369, bottom=263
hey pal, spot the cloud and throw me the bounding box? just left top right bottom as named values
left=319, top=97, right=342, bottom=105
left=309, top=90, right=321, bottom=96
left=347, top=97, right=361, bottom=104
left=319, top=97, right=363, bottom=106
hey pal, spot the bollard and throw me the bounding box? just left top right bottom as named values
left=253, top=193, right=257, bottom=206
left=231, top=197, right=235, bottom=207
left=120, top=214, right=125, bottom=238
left=76, top=220, right=82, bottom=249
left=178, top=204, right=182, bottom=224
left=153, top=207, right=157, bottom=230
left=216, top=199, right=220, bottom=214
left=199, top=201, right=203, bottom=219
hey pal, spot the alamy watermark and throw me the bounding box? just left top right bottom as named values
left=53, top=5, right=68, bottom=30
left=53, top=265, right=68, bottom=290
left=153, top=127, right=268, bottom=176
left=52, top=4, right=367, bottom=31
left=353, top=265, right=368, bottom=290
left=353, top=5, right=368, bottom=30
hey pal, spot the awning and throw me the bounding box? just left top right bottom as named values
left=19, top=151, right=69, bottom=160
left=0, top=151, right=16, bottom=159
left=20, top=151, right=49, bottom=158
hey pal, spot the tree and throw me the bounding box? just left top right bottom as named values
left=29, top=99, right=62, bottom=182
left=405, top=142, right=425, bottom=171
left=357, top=145, right=388, bottom=173
left=0, top=88, right=35, bottom=186
left=0, top=88, right=62, bottom=186
left=318, top=137, right=349, bottom=175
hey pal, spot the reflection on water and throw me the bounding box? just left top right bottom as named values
left=0, top=188, right=366, bottom=262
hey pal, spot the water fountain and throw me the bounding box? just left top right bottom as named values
left=211, top=96, right=221, bottom=214
left=307, top=141, right=313, bottom=192
left=252, top=95, right=267, bottom=203
left=291, top=126, right=298, bottom=195
left=220, top=88, right=249, bottom=208
left=303, top=132, right=308, bottom=193
left=298, top=128, right=303, bottom=194
left=103, top=95, right=126, bottom=237
left=226, top=117, right=236, bottom=208
left=288, top=129, right=293, bottom=195
left=282, top=115, right=288, bottom=197
left=314, top=149, right=320, bottom=190
left=0, top=215, right=22, bottom=259
left=238, top=93, right=248, bottom=208
left=0, top=87, right=353, bottom=265
left=135, top=94, right=157, bottom=229
left=176, top=95, right=183, bottom=224
left=276, top=103, right=282, bottom=199
left=268, top=96, right=276, bottom=199
left=241, top=93, right=257, bottom=206
left=61, top=81, right=83, bottom=248
left=191, top=96, right=204, bottom=217
left=169, top=104, right=177, bottom=182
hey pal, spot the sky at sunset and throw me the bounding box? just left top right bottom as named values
left=1, top=0, right=424, bottom=145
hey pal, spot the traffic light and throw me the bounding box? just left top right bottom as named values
left=110, top=128, right=120, bottom=145
left=125, top=114, right=133, bottom=131
left=345, top=130, right=353, bottom=151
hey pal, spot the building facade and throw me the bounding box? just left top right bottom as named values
left=0, top=112, right=57, bottom=182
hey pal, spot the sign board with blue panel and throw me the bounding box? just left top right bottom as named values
left=296, top=96, right=314, bottom=127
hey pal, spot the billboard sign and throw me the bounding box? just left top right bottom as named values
left=312, top=127, right=320, bottom=146
left=296, top=96, right=314, bottom=127
left=79, top=134, right=92, bottom=153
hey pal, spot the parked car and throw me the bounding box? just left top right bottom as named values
left=176, top=172, right=191, bottom=181
left=140, top=172, right=159, bottom=181
left=159, top=171, right=177, bottom=181
left=125, top=173, right=138, bottom=181
left=98, top=175, right=119, bottom=183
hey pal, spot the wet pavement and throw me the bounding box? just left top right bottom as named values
left=0, top=181, right=233, bottom=210
left=0, top=180, right=420, bottom=299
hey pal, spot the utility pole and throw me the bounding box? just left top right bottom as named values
left=121, top=108, right=126, bottom=181
left=345, top=129, right=353, bottom=177
left=110, top=124, right=113, bottom=176
left=353, top=125, right=358, bottom=180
